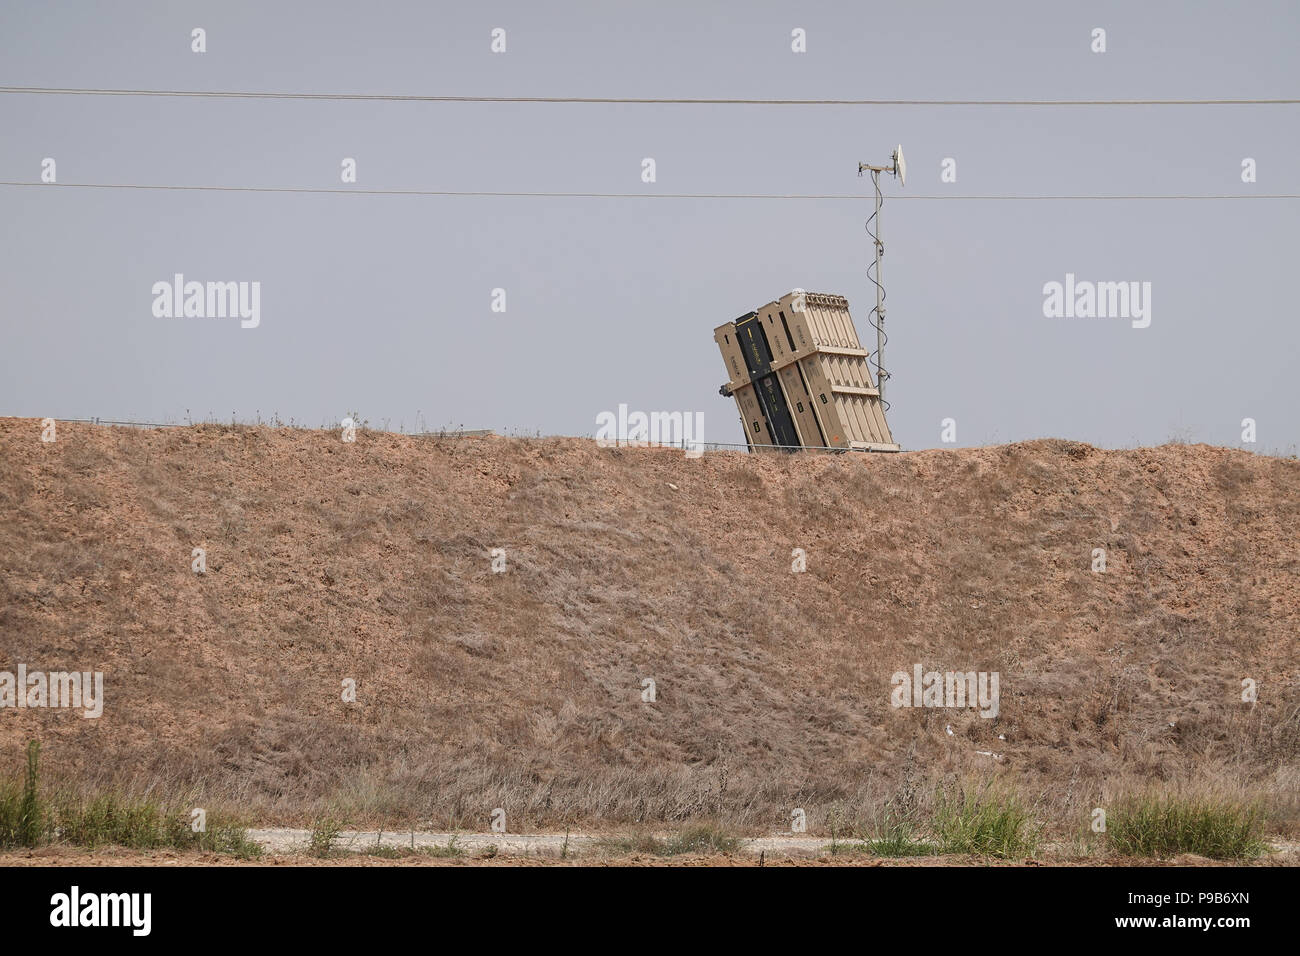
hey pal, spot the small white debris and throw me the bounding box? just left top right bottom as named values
left=945, top=725, right=954, bottom=736
left=667, top=482, right=678, bottom=490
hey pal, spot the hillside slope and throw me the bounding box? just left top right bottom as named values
left=1, top=419, right=1296, bottom=831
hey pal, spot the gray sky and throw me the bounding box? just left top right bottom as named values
left=2, top=1, right=1297, bottom=451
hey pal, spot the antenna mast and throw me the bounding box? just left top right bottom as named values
left=857, top=146, right=904, bottom=407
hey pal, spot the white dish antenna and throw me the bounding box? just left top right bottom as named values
left=893, top=145, right=906, bottom=187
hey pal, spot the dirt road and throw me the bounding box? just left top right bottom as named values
left=250, top=828, right=840, bottom=858
left=247, top=828, right=1298, bottom=863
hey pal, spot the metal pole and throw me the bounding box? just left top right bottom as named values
left=872, top=169, right=886, bottom=405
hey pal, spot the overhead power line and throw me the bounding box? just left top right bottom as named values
left=1, top=86, right=1298, bottom=106
left=2, top=181, right=1296, bottom=200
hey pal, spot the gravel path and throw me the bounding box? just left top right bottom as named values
left=249, top=828, right=1300, bottom=862
left=250, top=828, right=841, bottom=858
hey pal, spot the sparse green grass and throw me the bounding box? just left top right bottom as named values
left=661, top=824, right=742, bottom=856
left=0, top=781, right=17, bottom=847
left=339, top=837, right=466, bottom=860
left=48, top=794, right=261, bottom=858
left=419, top=838, right=468, bottom=859
left=0, top=742, right=260, bottom=857
left=1107, top=796, right=1267, bottom=860
left=19, top=741, right=43, bottom=847
left=861, top=813, right=939, bottom=857
left=598, top=824, right=742, bottom=857
left=932, top=784, right=1040, bottom=858
left=0, top=779, right=33, bottom=847
left=824, top=840, right=870, bottom=856
left=825, top=806, right=939, bottom=857
left=304, top=821, right=468, bottom=859
left=0, top=742, right=46, bottom=847
left=825, top=837, right=936, bottom=857
left=596, top=833, right=664, bottom=856
left=308, top=817, right=343, bottom=858
left=866, top=834, right=939, bottom=857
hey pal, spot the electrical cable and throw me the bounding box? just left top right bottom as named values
left=2, top=87, right=1299, bottom=106
left=2, top=182, right=1295, bottom=201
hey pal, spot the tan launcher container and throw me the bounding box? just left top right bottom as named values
left=715, top=291, right=899, bottom=452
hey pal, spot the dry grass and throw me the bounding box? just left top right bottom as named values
left=0, top=420, right=1296, bottom=837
